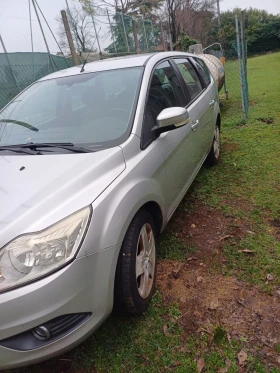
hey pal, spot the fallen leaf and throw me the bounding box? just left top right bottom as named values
left=266, top=274, right=273, bottom=281
left=197, top=276, right=204, bottom=283
left=178, top=346, right=189, bottom=353
left=237, top=299, right=246, bottom=308
left=163, top=324, right=170, bottom=336
left=246, top=230, right=255, bottom=235
left=219, top=235, right=233, bottom=241
left=191, top=224, right=196, bottom=228
left=227, top=334, right=233, bottom=347
left=197, top=357, right=205, bottom=372
left=237, top=350, right=247, bottom=366
left=238, top=249, right=254, bottom=254
left=180, top=297, right=187, bottom=303
left=209, top=298, right=219, bottom=310
left=172, top=361, right=181, bottom=367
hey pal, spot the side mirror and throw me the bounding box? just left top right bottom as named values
left=154, top=107, right=190, bottom=136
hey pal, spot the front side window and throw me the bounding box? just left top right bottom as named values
left=173, top=58, right=203, bottom=102
left=0, top=67, right=143, bottom=150
left=142, top=61, right=185, bottom=148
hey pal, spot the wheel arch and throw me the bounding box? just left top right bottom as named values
left=139, top=201, right=163, bottom=236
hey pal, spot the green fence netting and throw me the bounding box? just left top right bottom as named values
left=0, top=52, right=73, bottom=110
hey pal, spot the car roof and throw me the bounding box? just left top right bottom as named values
left=39, top=52, right=196, bottom=81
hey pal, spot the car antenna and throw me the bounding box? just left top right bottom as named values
left=80, top=27, right=101, bottom=73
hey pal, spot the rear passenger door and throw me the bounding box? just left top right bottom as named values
left=191, top=57, right=216, bottom=154
left=172, top=58, right=214, bottom=162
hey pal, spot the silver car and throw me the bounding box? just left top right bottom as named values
left=0, top=52, right=221, bottom=369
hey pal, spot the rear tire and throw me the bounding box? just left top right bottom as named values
left=206, top=124, right=221, bottom=166
left=114, top=209, right=157, bottom=315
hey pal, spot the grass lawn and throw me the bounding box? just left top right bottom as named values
left=8, top=52, right=280, bottom=373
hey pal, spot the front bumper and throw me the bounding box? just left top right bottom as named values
left=0, top=244, right=120, bottom=370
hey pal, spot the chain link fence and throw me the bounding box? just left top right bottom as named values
left=73, top=9, right=165, bottom=59
left=0, top=53, right=72, bottom=110
left=200, top=14, right=249, bottom=124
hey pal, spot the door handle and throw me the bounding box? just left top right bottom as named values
left=209, top=100, right=215, bottom=107
left=191, top=120, right=199, bottom=130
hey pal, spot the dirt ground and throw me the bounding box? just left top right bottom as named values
left=157, top=201, right=280, bottom=370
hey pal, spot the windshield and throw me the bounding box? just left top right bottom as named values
left=0, top=67, right=143, bottom=150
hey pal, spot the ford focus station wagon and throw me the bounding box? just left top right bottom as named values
left=0, top=52, right=221, bottom=369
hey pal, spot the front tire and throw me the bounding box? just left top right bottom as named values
left=114, top=210, right=157, bottom=315
left=206, top=124, right=221, bottom=166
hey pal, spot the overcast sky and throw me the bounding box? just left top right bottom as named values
left=0, top=0, right=279, bottom=54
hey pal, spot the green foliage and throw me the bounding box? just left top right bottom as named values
left=128, top=0, right=164, bottom=18
left=173, top=33, right=197, bottom=51
left=105, top=13, right=161, bottom=54
left=217, top=8, right=280, bottom=53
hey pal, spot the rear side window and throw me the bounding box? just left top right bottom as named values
left=193, top=58, right=211, bottom=87
left=173, top=58, right=202, bottom=102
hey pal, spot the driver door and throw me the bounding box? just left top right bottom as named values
left=142, top=60, right=199, bottom=218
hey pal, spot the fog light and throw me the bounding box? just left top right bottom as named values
left=0, top=313, right=91, bottom=351
left=32, top=326, right=51, bottom=340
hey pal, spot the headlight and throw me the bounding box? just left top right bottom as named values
left=0, top=206, right=91, bottom=292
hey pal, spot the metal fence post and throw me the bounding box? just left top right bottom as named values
left=32, top=0, right=57, bottom=72
left=150, top=20, right=156, bottom=49
left=142, top=17, right=149, bottom=51
left=235, top=15, right=246, bottom=122
left=240, top=10, right=249, bottom=100
left=132, top=19, right=139, bottom=53
left=160, top=22, right=166, bottom=51
left=240, top=10, right=249, bottom=112
left=121, top=13, right=130, bottom=53
left=28, top=0, right=36, bottom=81
left=106, top=8, right=117, bottom=55
left=90, top=13, right=102, bottom=57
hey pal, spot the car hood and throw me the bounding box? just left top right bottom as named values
left=0, top=147, right=125, bottom=248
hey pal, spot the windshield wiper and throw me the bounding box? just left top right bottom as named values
left=16, top=142, right=94, bottom=153
left=0, top=119, right=39, bottom=132
left=0, top=147, right=40, bottom=155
